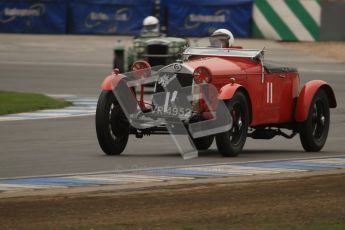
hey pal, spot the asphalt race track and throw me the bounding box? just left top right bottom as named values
left=0, top=34, right=344, bottom=178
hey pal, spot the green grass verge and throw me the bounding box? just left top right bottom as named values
left=0, top=91, right=72, bottom=115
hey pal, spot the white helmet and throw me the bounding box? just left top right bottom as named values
left=142, top=16, right=159, bottom=33
left=209, top=29, right=234, bottom=48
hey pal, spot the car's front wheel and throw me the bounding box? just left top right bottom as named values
left=299, top=89, right=330, bottom=152
left=96, top=90, right=129, bottom=155
left=215, top=91, right=249, bottom=157
left=193, top=135, right=214, bottom=151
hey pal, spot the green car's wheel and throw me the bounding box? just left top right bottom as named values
left=113, top=50, right=125, bottom=73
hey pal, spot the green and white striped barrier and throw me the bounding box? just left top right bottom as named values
left=252, top=0, right=321, bottom=41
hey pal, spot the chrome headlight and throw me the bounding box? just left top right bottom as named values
left=136, top=46, right=146, bottom=53
left=169, top=42, right=177, bottom=47
left=168, top=43, right=180, bottom=53
left=170, top=47, right=181, bottom=53
left=134, top=42, right=145, bottom=53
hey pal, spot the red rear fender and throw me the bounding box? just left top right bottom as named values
left=295, top=80, right=336, bottom=122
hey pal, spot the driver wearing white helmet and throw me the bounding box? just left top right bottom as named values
left=141, top=16, right=160, bottom=36
left=209, top=28, right=235, bottom=48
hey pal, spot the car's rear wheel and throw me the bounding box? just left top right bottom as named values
left=216, top=91, right=249, bottom=157
left=299, top=89, right=330, bottom=152
left=96, top=90, right=129, bottom=155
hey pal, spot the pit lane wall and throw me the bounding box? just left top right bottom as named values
left=252, top=0, right=321, bottom=41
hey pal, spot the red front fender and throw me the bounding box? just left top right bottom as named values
left=218, top=83, right=252, bottom=124
left=101, top=74, right=123, bottom=91
left=101, top=75, right=114, bottom=90
left=295, top=80, right=337, bottom=122
left=218, top=83, right=244, bottom=100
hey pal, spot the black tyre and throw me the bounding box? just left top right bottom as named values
left=216, top=91, right=249, bottom=157
left=299, top=89, right=330, bottom=152
left=96, top=91, right=129, bottom=155
left=113, top=50, right=125, bottom=73
left=193, top=135, right=214, bottom=151
left=188, top=114, right=214, bottom=151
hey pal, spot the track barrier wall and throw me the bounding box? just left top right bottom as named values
left=320, top=0, right=345, bottom=41
left=68, top=0, right=153, bottom=35
left=161, top=0, right=253, bottom=38
left=0, top=0, right=344, bottom=41
left=0, top=0, right=68, bottom=34
left=252, top=0, right=321, bottom=41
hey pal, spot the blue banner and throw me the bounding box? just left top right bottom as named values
left=162, top=0, right=253, bottom=37
left=68, top=0, right=153, bottom=35
left=0, top=0, right=68, bottom=34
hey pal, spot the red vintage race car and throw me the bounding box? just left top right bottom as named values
left=96, top=43, right=337, bottom=157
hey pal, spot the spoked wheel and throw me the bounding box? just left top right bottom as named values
left=96, top=90, right=130, bottom=155
left=299, top=89, right=330, bottom=152
left=216, top=91, right=249, bottom=157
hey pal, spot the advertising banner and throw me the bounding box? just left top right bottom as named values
left=0, top=0, right=68, bottom=33
left=162, top=0, right=253, bottom=37
left=69, top=0, right=153, bottom=35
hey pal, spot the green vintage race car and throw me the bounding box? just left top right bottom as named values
left=113, top=34, right=188, bottom=72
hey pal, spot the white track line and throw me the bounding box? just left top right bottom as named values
left=2, top=155, right=344, bottom=181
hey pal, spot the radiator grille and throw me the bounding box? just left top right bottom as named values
left=147, top=44, right=168, bottom=55
left=155, top=73, right=193, bottom=93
